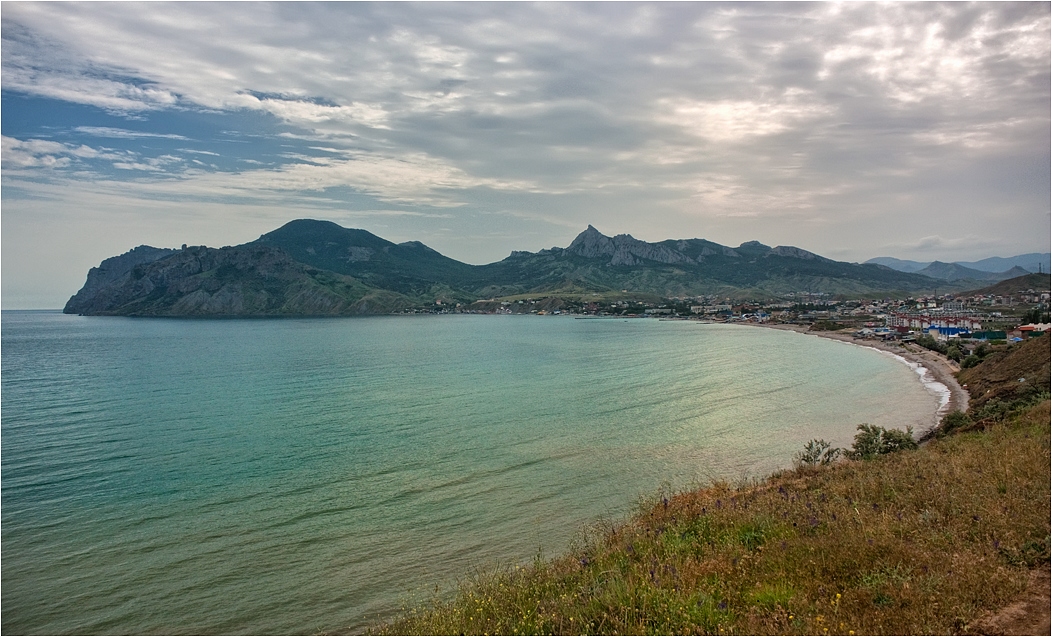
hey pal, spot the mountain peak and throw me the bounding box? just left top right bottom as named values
left=567, top=225, right=615, bottom=258
left=768, top=245, right=830, bottom=261
left=738, top=240, right=771, bottom=250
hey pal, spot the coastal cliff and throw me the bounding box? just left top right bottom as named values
left=63, top=244, right=409, bottom=316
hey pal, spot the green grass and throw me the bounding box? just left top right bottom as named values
left=374, top=401, right=1049, bottom=635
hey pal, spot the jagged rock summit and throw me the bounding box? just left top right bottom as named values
left=565, top=225, right=693, bottom=266
left=562, top=225, right=830, bottom=267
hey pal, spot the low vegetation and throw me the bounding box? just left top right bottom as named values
left=375, top=335, right=1050, bottom=635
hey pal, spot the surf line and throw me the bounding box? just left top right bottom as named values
left=861, top=346, right=952, bottom=420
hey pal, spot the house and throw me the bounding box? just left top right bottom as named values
left=1009, top=323, right=1050, bottom=339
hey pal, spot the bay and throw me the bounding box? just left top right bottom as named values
left=1, top=311, right=941, bottom=634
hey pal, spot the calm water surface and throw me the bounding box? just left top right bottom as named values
left=2, top=312, right=941, bottom=634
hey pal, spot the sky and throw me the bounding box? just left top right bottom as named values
left=2, top=2, right=1050, bottom=309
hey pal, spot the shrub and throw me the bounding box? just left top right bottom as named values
left=939, top=410, right=971, bottom=435
left=810, top=320, right=845, bottom=332
left=914, top=334, right=948, bottom=355
left=848, top=424, right=917, bottom=460
left=794, top=439, right=842, bottom=467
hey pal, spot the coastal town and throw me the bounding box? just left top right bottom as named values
left=409, top=274, right=1052, bottom=350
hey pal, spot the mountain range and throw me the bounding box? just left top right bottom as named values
left=63, top=219, right=1033, bottom=317
left=866, top=253, right=1050, bottom=278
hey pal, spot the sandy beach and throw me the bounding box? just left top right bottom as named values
left=756, top=323, right=969, bottom=433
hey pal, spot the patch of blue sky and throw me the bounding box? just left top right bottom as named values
left=2, top=90, right=335, bottom=180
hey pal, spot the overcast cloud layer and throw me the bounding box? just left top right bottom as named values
left=2, top=2, right=1050, bottom=308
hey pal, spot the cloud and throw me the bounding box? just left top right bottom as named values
left=245, top=95, right=391, bottom=129
left=1, top=136, right=73, bottom=169
left=1, top=2, right=1048, bottom=309
left=1, top=135, right=123, bottom=169
left=657, top=89, right=835, bottom=143
left=176, top=150, right=540, bottom=207
left=75, top=126, right=190, bottom=140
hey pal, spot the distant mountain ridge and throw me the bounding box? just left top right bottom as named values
left=65, top=219, right=974, bottom=316
left=914, top=261, right=1031, bottom=282
left=867, top=253, right=1050, bottom=278
left=961, top=273, right=1052, bottom=298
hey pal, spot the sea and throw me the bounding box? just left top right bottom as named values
left=1, top=311, right=945, bottom=634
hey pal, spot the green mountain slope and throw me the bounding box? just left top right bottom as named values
left=64, top=243, right=409, bottom=316
left=916, top=261, right=1030, bottom=282
left=253, top=219, right=479, bottom=300
left=961, top=273, right=1052, bottom=297
left=66, top=220, right=959, bottom=316
left=469, top=226, right=947, bottom=299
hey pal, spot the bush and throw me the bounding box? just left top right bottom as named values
left=810, top=320, right=845, bottom=332
left=848, top=424, right=918, bottom=460
left=794, top=439, right=842, bottom=467
left=939, top=410, right=972, bottom=435
left=915, top=334, right=948, bottom=355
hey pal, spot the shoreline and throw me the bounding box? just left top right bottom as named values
left=754, top=323, right=969, bottom=433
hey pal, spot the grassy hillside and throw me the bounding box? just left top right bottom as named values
left=962, top=273, right=1051, bottom=297
left=374, top=337, right=1050, bottom=635
left=958, top=334, right=1051, bottom=412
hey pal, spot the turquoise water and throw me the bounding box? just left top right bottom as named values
left=1, top=312, right=941, bottom=634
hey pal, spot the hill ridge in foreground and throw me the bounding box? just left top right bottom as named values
left=375, top=336, right=1050, bottom=635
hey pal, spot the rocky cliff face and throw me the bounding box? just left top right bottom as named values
left=63, top=244, right=409, bottom=316
left=565, top=225, right=695, bottom=266
left=564, top=226, right=838, bottom=267
left=63, top=245, right=177, bottom=313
